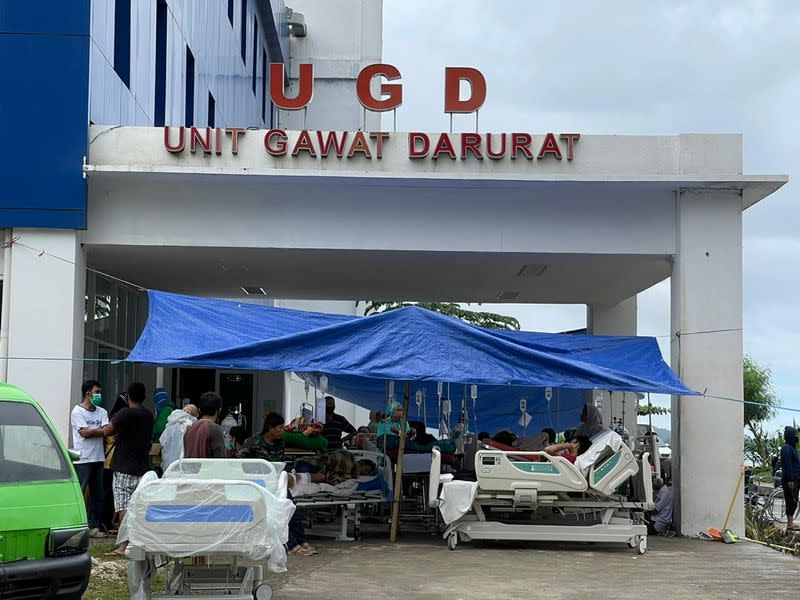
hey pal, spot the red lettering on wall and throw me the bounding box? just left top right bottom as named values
left=560, top=133, right=580, bottom=160
left=317, top=131, right=349, bottom=158
left=537, top=133, right=562, bottom=160
left=164, top=126, right=185, bottom=153
left=370, top=132, right=390, bottom=159
left=409, top=132, right=430, bottom=158
left=264, top=129, right=288, bottom=156
left=485, top=133, right=507, bottom=160
left=190, top=127, right=211, bottom=153
left=347, top=131, right=372, bottom=158
left=444, top=67, right=487, bottom=113
left=510, top=133, right=534, bottom=160
left=226, top=128, right=245, bottom=154
left=215, top=128, right=222, bottom=155
left=357, top=64, right=403, bottom=111
left=292, top=130, right=317, bottom=157
left=460, top=133, right=483, bottom=159
left=270, top=63, right=313, bottom=110
left=431, top=133, right=457, bottom=160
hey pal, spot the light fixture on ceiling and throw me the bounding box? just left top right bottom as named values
left=241, top=286, right=267, bottom=296
left=516, top=264, right=549, bottom=278
left=496, top=290, right=520, bottom=300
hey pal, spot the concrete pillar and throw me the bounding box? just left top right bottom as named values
left=7, top=230, right=86, bottom=444
left=587, top=296, right=638, bottom=441
left=671, top=189, right=744, bottom=535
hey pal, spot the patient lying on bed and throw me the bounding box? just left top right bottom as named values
left=543, top=435, right=592, bottom=464
left=289, top=457, right=377, bottom=497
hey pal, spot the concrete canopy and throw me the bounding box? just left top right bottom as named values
left=84, top=127, right=785, bottom=304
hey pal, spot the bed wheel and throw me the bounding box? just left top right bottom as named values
left=636, top=537, right=647, bottom=555
left=447, top=533, right=458, bottom=551
left=255, top=583, right=273, bottom=600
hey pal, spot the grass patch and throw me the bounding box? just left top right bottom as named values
left=84, top=538, right=166, bottom=600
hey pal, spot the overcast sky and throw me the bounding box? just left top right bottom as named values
left=381, top=0, right=799, bottom=432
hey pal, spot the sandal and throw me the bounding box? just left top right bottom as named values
left=301, top=543, right=318, bottom=555
left=105, top=548, right=126, bottom=557
left=288, top=545, right=313, bottom=556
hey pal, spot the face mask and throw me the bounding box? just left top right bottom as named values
left=91, top=393, right=103, bottom=407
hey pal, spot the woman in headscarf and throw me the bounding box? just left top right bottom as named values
left=376, top=401, right=413, bottom=450
left=152, top=387, right=175, bottom=441
left=575, top=404, right=605, bottom=438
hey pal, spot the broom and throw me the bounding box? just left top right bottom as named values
left=708, top=466, right=746, bottom=543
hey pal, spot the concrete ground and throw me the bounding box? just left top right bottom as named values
left=267, top=534, right=796, bottom=599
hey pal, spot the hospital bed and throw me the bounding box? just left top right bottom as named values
left=124, top=459, right=294, bottom=600
left=293, top=450, right=392, bottom=541
left=429, top=429, right=654, bottom=554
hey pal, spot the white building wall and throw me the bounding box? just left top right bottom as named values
left=280, top=0, right=382, bottom=132
left=6, top=230, right=86, bottom=444
left=671, top=189, right=744, bottom=535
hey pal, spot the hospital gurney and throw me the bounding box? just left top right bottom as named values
left=430, top=429, right=655, bottom=554
left=293, top=450, right=392, bottom=541
left=124, top=460, right=294, bottom=600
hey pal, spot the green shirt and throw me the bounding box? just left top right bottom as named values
left=237, top=434, right=285, bottom=462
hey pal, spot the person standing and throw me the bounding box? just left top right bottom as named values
left=102, top=382, right=154, bottom=556
left=321, top=396, right=356, bottom=450
left=70, top=379, right=108, bottom=537
left=151, top=387, right=175, bottom=441
left=159, top=404, right=199, bottom=470
left=183, top=392, right=227, bottom=459
left=780, top=426, right=800, bottom=531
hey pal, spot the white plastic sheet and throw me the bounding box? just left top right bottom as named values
left=438, top=480, right=478, bottom=524
left=158, top=409, right=197, bottom=470
left=574, top=429, right=624, bottom=477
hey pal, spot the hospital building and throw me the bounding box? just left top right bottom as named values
left=1, top=0, right=787, bottom=537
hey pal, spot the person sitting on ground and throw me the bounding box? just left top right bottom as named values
left=648, top=477, right=674, bottom=535
left=321, top=396, right=357, bottom=451
left=182, top=392, right=226, bottom=459
left=575, top=404, right=605, bottom=438
left=543, top=435, right=591, bottom=464
left=376, top=401, right=413, bottom=450
left=781, top=426, right=800, bottom=531
left=227, top=425, right=249, bottom=457
left=159, top=404, right=198, bottom=469
left=238, top=413, right=317, bottom=557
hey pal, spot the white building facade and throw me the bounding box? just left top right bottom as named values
left=1, top=0, right=787, bottom=537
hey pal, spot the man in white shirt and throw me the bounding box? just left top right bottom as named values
left=71, top=379, right=109, bottom=537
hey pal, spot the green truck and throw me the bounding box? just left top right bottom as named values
left=0, top=383, right=91, bottom=599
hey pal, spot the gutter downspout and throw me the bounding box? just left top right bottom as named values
left=0, top=229, right=12, bottom=381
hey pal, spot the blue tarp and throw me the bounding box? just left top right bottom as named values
left=127, top=291, right=696, bottom=434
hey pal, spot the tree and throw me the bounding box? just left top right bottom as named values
left=743, top=355, right=781, bottom=468
left=636, top=403, right=669, bottom=417
left=363, top=301, right=521, bottom=331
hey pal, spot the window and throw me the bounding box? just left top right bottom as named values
left=227, top=0, right=234, bottom=26
left=240, top=0, right=247, bottom=64
left=261, top=48, right=267, bottom=122
left=208, top=92, right=215, bottom=128
left=154, top=0, right=168, bottom=126
left=251, top=17, right=258, bottom=94
left=114, top=0, right=132, bottom=88
left=185, top=46, right=195, bottom=127
left=0, top=402, right=70, bottom=483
